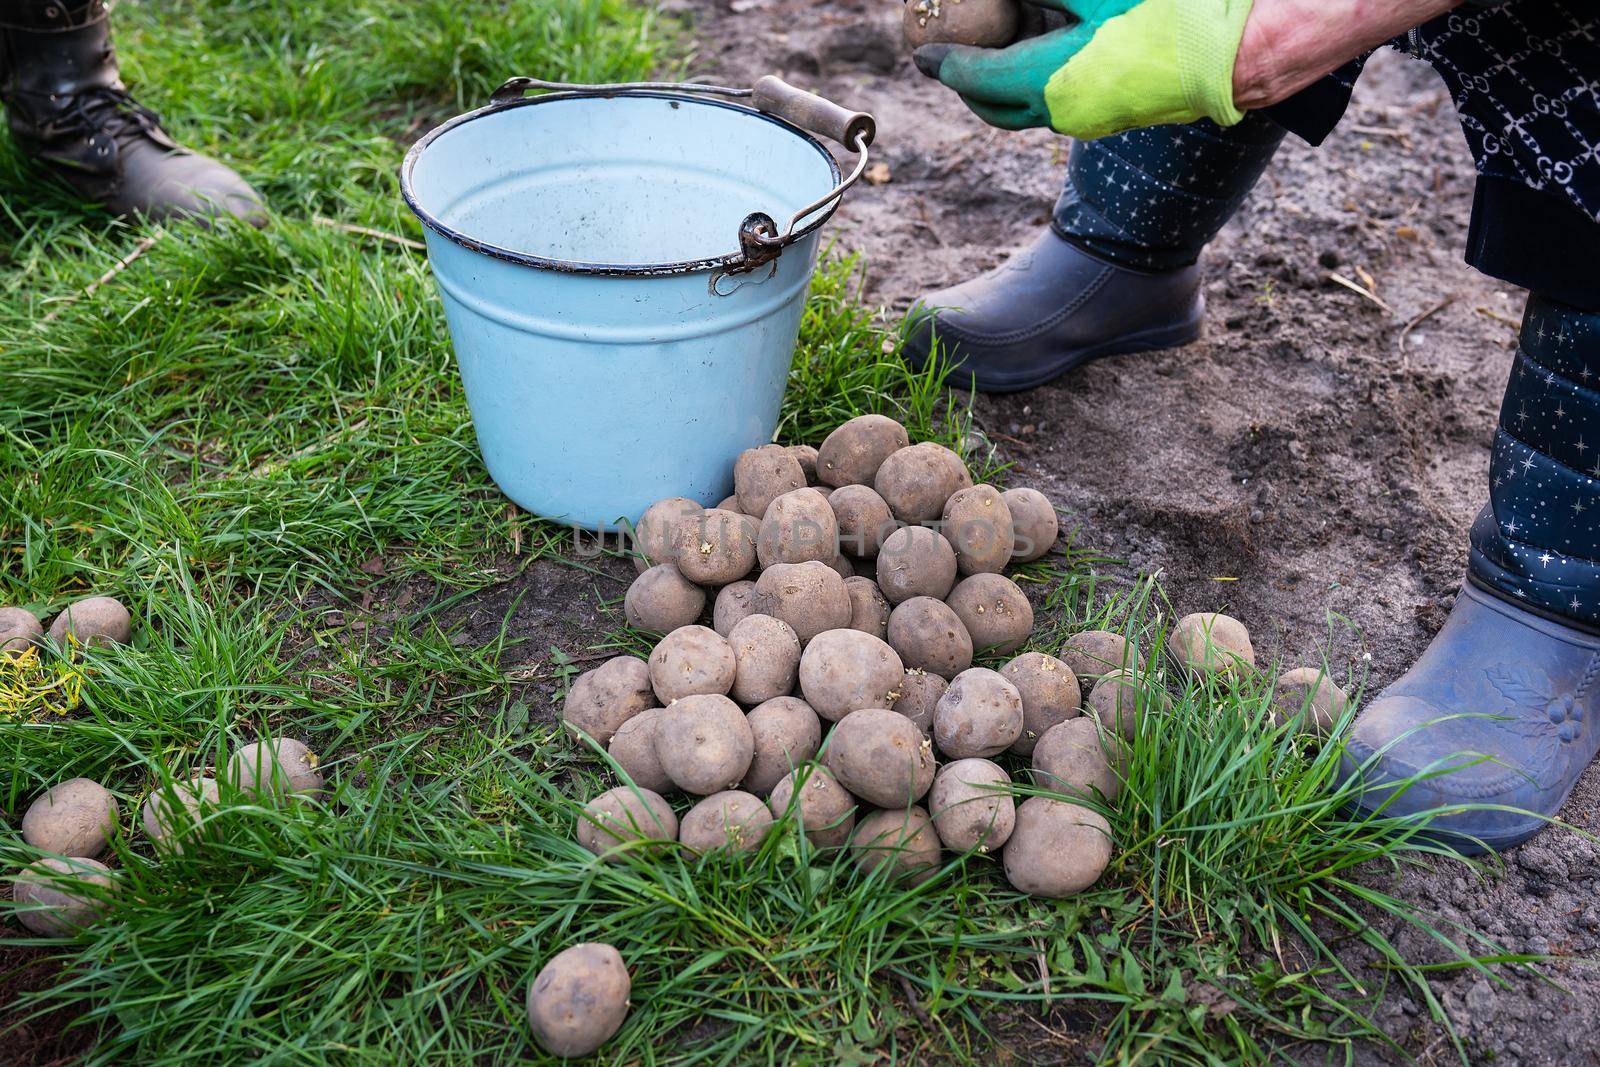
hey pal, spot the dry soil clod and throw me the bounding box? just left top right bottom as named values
left=21, top=778, right=119, bottom=859
left=526, top=942, right=631, bottom=1058
left=563, top=655, right=656, bottom=748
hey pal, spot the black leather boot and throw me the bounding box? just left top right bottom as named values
left=0, top=0, right=265, bottom=224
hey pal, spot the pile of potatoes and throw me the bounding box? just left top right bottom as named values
left=8, top=736, right=327, bottom=936
left=563, top=414, right=1139, bottom=905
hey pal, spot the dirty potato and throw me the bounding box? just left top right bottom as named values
left=1003, top=487, right=1058, bottom=563
left=679, top=789, right=774, bottom=854
left=575, top=785, right=677, bottom=861
left=741, top=696, right=823, bottom=795
left=140, top=776, right=220, bottom=855
left=933, top=667, right=1024, bottom=758
left=632, top=496, right=701, bottom=573
left=757, top=488, right=840, bottom=569
left=843, top=576, right=891, bottom=640
left=1000, top=652, right=1081, bottom=756
left=0, top=606, right=42, bottom=653
left=1085, top=669, right=1170, bottom=738
left=654, top=693, right=755, bottom=795
left=624, top=565, right=705, bottom=635
left=875, top=525, right=958, bottom=604
left=1272, top=667, right=1350, bottom=735
left=526, top=942, right=631, bottom=1057
left=562, top=655, right=655, bottom=747
left=797, top=628, right=905, bottom=722
left=886, top=596, right=973, bottom=679
left=824, top=707, right=936, bottom=807
left=873, top=442, right=972, bottom=524
left=1060, top=629, right=1142, bottom=682
left=1031, top=718, right=1119, bottom=802
left=1169, top=612, right=1255, bottom=676
left=754, top=561, right=852, bottom=644
left=1002, top=797, right=1112, bottom=898
left=789, top=444, right=820, bottom=485
left=941, top=484, right=1014, bottom=575
left=851, top=806, right=941, bottom=884
left=829, top=484, right=896, bottom=559
left=903, top=0, right=1020, bottom=49
left=735, top=444, right=807, bottom=518
left=671, top=508, right=758, bottom=586
left=891, top=668, right=947, bottom=736
left=817, top=414, right=910, bottom=488
left=608, top=707, right=672, bottom=792
left=927, top=758, right=1014, bottom=853
left=11, top=856, right=115, bottom=936
left=768, top=765, right=857, bottom=849
left=648, top=625, right=736, bottom=703
left=228, top=737, right=326, bottom=799
left=945, top=573, right=1033, bottom=655
left=47, top=596, right=131, bottom=650
left=712, top=580, right=764, bottom=636
left=21, top=778, right=119, bottom=859
left=727, top=614, right=802, bottom=706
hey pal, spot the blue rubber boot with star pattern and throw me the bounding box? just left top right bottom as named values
left=904, top=115, right=1285, bottom=393
left=1343, top=295, right=1600, bottom=853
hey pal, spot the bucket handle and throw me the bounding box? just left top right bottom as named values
left=489, top=76, right=876, bottom=275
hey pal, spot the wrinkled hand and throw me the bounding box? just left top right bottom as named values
left=914, top=0, right=1255, bottom=140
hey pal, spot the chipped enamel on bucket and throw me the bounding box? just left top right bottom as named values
left=401, top=88, right=849, bottom=530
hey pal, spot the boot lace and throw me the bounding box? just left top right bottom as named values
left=42, top=85, right=165, bottom=150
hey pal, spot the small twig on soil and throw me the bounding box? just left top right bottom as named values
left=250, top=418, right=370, bottom=477
left=895, top=974, right=931, bottom=1025
left=1327, top=271, right=1394, bottom=316
left=1475, top=304, right=1522, bottom=330
left=312, top=215, right=426, bottom=251
left=1396, top=292, right=1458, bottom=358
left=39, top=232, right=163, bottom=325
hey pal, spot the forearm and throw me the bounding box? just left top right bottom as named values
left=1232, top=0, right=1461, bottom=110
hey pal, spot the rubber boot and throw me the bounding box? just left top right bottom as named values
left=1343, top=295, right=1600, bottom=853
left=0, top=0, right=265, bottom=224
left=903, top=114, right=1285, bottom=393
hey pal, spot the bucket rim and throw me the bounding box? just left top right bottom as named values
left=399, top=89, right=844, bottom=278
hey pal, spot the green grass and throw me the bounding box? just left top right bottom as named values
left=0, top=1, right=1534, bottom=1064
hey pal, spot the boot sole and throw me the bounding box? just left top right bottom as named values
left=911, top=298, right=1206, bottom=395
left=1343, top=798, right=1551, bottom=855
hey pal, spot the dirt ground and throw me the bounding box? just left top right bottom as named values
left=668, top=1, right=1599, bottom=1062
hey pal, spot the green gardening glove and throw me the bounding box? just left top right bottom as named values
left=913, top=0, right=1255, bottom=140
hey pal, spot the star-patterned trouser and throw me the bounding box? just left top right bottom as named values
left=1473, top=297, right=1600, bottom=630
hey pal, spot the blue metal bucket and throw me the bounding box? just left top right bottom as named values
left=401, top=78, right=874, bottom=530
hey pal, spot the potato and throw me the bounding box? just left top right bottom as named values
left=741, top=696, right=822, bottom=795
left=886, top=597, right=973, bottom=680
left=1000, top=652, right=1081, bottom=756
left=1003, top=797, right=1112, bottom=898
left=655, top=693, right=755, bottom=795
left=608, top=707, right=672, bottom=791
left=1031, top=718, right=1119, bottom=802
left=22, top=778, right=118, bottom=859
left=140, top=776, right=220, bottom=855
left=875, top=526, right=958, bottom=604
left=946, top=574, right=1033, bottom=655
left=735, top=444, right=807, bottom=518
left=563, top=656, right=655, bottom=748
left=715, top=494, right=743, bottom=513
left=11, top=856, right=114, bottom=936
left=941, top=485, right=1014, bottom=575
left=1085, top=669, right=1170, bottom=738
left=824, top=707, right=936, bottom=807
left=817, top=414, right=910, bottom=488
left=827, top=553, right=855, bottom=580
left=891, top=668, right=946, bottom=736
left=928, top=758, right=1014, bottom=852
left=798, top=628, right=905, bottom=722
left=625, top=565, right=705, bottom=635
left=1003, top=487, right=1058, bottom=563
left=829, top=484, right=895, bottom=559
left=526, top=942, right=631, bottom=1057
left=768, top=765, right=857, bottom=849
left=873, top=442, right=972, bottom=524
left=648, top=625, right=736, bottom=703
left=632, top=496, right=702, bottom=573
left=712, top=580, right=764, bottom=637
left=1272, top=667, right=1350, bottom=735
left=47, top=596, right=131, bottom=650
left=1170, top=613, right=1255, bottom=676
left=727, top=614, right=802, bottom=705
left=933, top=667, right=1024, bottom=758
left=671, top=508, right=758, bottom=586
left=757, top=488, right=839, bottom=569
left=789, top=444, right=820, bottom=485
left=851, top=806, right=941, bottom=885
left=903, top=0, right=1020, bottom=50
left=679, top=790, right=773, bottom=854
left=754, top=561, right=852, bottom=644
left=0, top=606, right=42, bottom=653
left=843, top=576, right=891, bottom=640
left=1060, top=630, right=1142, bottom=682
left=576, top=785, right=677, bottom=860
left=228, top=737, right=325, bottom=799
